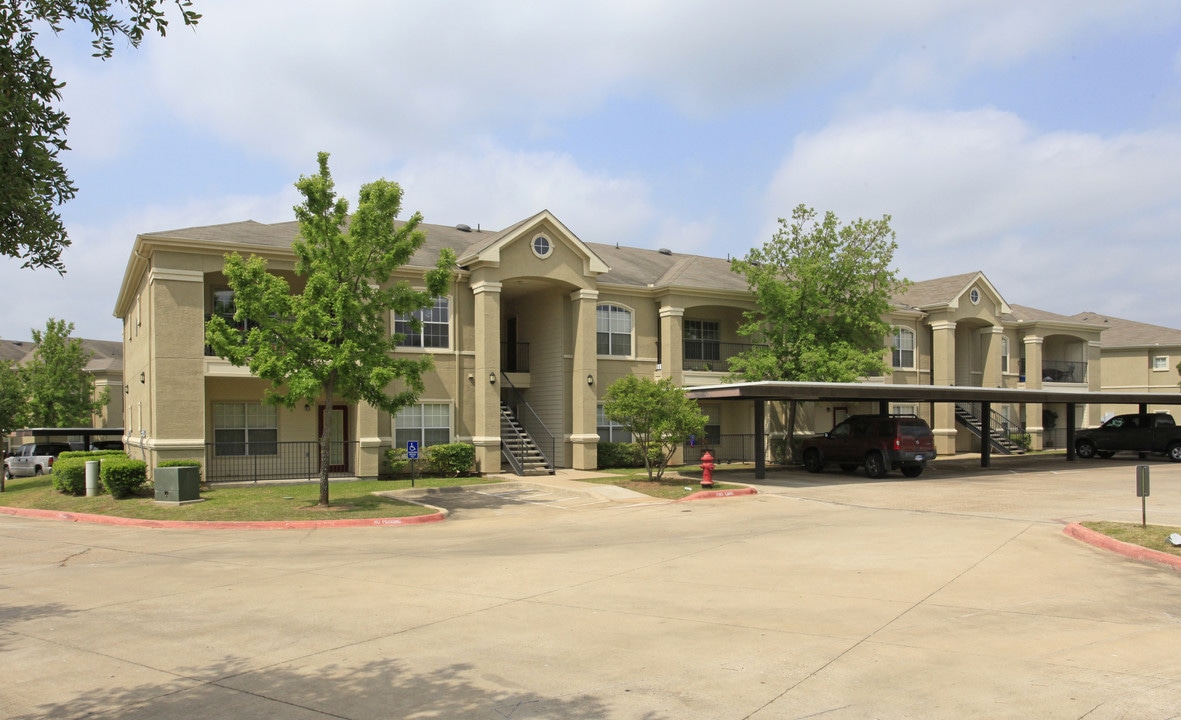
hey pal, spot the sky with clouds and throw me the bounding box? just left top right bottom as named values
left=3, top=0, right=1180, bottom=342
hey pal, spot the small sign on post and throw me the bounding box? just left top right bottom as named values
left=1136, top=465, right=1150, bottom=528
left=407, top=441, right=420, bottom=487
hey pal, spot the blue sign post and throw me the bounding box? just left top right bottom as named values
left=407, top=441, right=420, bottom=486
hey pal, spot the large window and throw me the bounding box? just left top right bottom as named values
left=396, top=297, right=450, bottom=349
left=596, top=405, right=631, bottom=443
left=892, top=327, right=915, bottom=369
left=597, top=304, right=632, bottom=357
left=395, top=403, right=451, bottom=449
left=210, top=288, right=254, bottom=332
left=213, top=402, right=277, bottom=456
left=684, top=320, right=721, bottom=365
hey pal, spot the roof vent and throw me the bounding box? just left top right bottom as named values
left=658, top=248, right=672, bottom=255
left=456, top=224, right=472, bottom=232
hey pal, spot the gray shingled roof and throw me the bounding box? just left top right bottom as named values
left=892, top=271, right=981, bottom=308
left=1072, top=312, right=1181, bottom=347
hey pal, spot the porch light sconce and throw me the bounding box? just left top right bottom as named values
left=139, top=372, right=145, bottom=384
left=587, top=374, right=594, bottom=386
left=304, top=403, right=311, bottom=412
left=124, top=385, right=129, bottom=395
left=489, top=371, right=497, bottom=385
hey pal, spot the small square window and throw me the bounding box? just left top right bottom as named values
left=1152, top=355, right=1169, bottom=371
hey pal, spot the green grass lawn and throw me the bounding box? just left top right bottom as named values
left=0, top=475, right=497, bottom=522
left=1080, top=521, right=1181, bottom=557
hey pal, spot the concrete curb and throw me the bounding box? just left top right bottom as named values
left=677, top=486, right=758, bottom=502
left=0, top=504, right=448, bottom=530
left=1063, top=522, right=1181, bottom=571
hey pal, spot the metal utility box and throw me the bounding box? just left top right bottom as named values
left=154, top=466, right=201, bottom=502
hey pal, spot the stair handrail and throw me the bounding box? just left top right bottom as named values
left=499, top=410, right=526, bottom=475
left=956, top=402, right=1027, bottom=451
left=500, top=372, right=556, bottom=470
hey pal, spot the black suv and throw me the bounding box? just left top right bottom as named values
left=800, top=414, right=937, bottom=478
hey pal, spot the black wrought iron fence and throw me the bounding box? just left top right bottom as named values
left=683, top=434, right=757, bottom=463
left=204, top=441, right=358, bottom=482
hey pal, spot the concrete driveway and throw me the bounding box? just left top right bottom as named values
left=2, top=455, right=1180, bottom=719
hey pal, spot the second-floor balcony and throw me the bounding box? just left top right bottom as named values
left=1019, top=358, right=1088, bottom=384
left=682, top=340, right=763, bottom=373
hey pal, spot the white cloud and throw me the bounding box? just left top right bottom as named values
left=764, top=107, right=1181, bottom=326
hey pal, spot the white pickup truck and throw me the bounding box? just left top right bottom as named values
left=3, top=442, right=72, bottom=482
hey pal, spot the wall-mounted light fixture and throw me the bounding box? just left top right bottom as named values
left=139, top=372, right=145, bottom=384
left=124, top=385, right=129, bottom=395
left=489, top=371, right=497, bottom=385
left=304, top=403, right=311, bottom=412
left=586, top=374, right=594, bottom=386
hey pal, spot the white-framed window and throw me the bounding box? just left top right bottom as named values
left=892, top=404, right=918, bottom=417
left=213, top=402, right=278, bottom=456
left=969, top=287, right=981, bottom=304
left=597, top=304, right=632, bottom=357
left=395, top=297, right=450, bottom=349
left=597, top=405, right=632, bottom=443
left=532, top=233, right=553, bottom=259
left=685, top=320, right=721, bottom=368
left=1152, top=355, right=1170, bottom=371
left=1001, top=336, right=1010, bottom=373
left=394, top=403, right=451, bottom=448
left=892, top=327, right=915, bottom=369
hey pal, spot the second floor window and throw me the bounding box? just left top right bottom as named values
left=1001, top=336, right=1010, bottom=373
left=210, top=288, right=253, bottom=331
left=892, top=327, right=915, bottom=369
left=396, top=297, right=450, bottom=349
left=684, top=320, right=721, bottom=362
left=597, top=304, right=632, bottom=356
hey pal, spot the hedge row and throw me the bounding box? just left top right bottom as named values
left=50, top=451, right=147, bottom=498
left=384, top=443, right=476, bottom=477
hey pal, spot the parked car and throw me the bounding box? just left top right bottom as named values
left=801, top=414, right=937, bottom=478
left=1074, top=412, right=1181, bottom=462
left=4, top=442, right=72, bottom=480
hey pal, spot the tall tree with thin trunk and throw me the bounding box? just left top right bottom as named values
left=730, top=204, right=907, bottom=460
left=22, top=318, right=107, bottom=427
left=205, top=152, right=455, bottom=506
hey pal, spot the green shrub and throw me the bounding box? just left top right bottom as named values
left=100, top=458, right=148, bottom=498
left=51, top=456, right=89, bottom=495
left=1009, top=433, right=1032, bottom=451
left=60, top=449, right=127, bottom=461
left=597, top=442, right=645, bottom=469
left=384, top=447, right=409, bottom=476
left=423, top=443, right=476, bottom=477
left=157, top=459, right=203, bottom=484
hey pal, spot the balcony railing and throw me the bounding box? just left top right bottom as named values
left=683, top=341, right=763, bottom=372
left=1018, top=359, right=1087, bottom=383
left=500, top=342, right=530, bottom=373
left=204, top=441, right=357, bottom=483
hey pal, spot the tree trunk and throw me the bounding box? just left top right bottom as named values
left=318, top=380, right=335, bottom=507
left=786, top=399, right=798, bottom=465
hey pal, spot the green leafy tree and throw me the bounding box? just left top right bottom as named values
left=603, top=375, right=706, bottom=482
left=205, top=152, right=455, bottom=507
left=730, top=204, right=906, bottom=460
left=0, top=360, right=28, bottom=435
left=1, top=0, right=201, bottom=270
left=23, top=318, right=108, bottom=427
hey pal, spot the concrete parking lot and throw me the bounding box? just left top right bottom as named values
left=2, top=454, right=1180, bottom=719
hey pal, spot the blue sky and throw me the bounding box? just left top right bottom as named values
left=3, top=0, right=1181, bottom=342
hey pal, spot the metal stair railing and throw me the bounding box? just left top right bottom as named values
left=499, top=409, right=526, bottom=476
left=499, top=372, right=556, bottom=473
left=955, top=402, right=1026, bottom=454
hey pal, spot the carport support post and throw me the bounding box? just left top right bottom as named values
left=980, top=401, right=992, bottom=468
left=1066, top=403, right=1076, bottom=461
left=879, top=400, right=889, bottom=415
left=755, top=399, right=765, bottom=480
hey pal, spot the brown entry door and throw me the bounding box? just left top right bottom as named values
left=318, top=405, right=350, bottom=473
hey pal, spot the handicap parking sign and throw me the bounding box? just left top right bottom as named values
left=407, top=441, right=419, bottom=460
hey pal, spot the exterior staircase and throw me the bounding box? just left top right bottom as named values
left=954, top=403, right=1026, bottom=455
left=500, top=402, right=554, bottom=476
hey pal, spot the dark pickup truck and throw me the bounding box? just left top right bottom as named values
left=1074, top=412, right=1181, bottom=462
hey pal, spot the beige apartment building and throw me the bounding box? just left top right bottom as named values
left=112, top=211, right=1181, bottom=480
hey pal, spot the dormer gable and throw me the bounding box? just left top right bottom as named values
left=456, top=210, right=610, bottom=277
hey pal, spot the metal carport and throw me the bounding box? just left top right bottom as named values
left=684, top=381, right=1181, bottom=479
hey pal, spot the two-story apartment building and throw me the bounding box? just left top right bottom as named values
left=112, top=210, right=1178, bottom=479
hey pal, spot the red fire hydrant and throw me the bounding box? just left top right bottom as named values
left=700, top=450, right=715, bottom=489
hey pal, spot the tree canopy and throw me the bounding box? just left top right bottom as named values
left=1, top=0, right=201, bottom=271
left=21, top=318, right=108, bottom=427
left=603, top=375, right=706, bottom=482
left=729, top=204, right=906, bottom=383
left=205, top=152, right=455, bottom=506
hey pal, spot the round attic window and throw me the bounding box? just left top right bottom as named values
left=969, top=288, right=981, bottom=304
left=532, top=234, right=553, bottom=259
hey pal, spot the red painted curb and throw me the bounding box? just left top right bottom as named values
left=1063, top=522, right=1181, bottom=571
left=0, top=504, right=446, bottom=530
left=677, top=487, right=758, bottom=502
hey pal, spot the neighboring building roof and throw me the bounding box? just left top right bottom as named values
left=1072, top=312, right=1181, bottom=348
left=0, top=339, right=32, bottom=362
left=0, top=337, right=122, bottom=373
